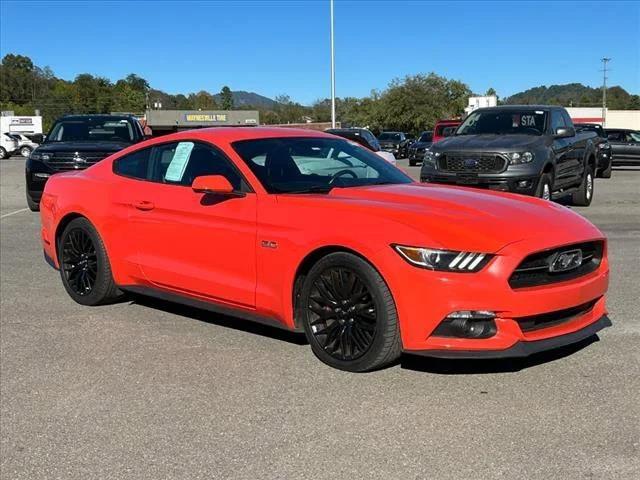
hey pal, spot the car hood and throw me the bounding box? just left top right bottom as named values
left=379, top=140, right=400, bottom=146
left=435, top=134, right=544, bottom=151
left=313, top=183, right=602, bottom=253
left=411, top=141, right=432, bottom=149
left=36, top=141, right=132, bottom=153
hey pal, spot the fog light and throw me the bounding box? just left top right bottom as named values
left=432, top=311, right=497, bottom=339
left=33, top=173, right=51, bottom=179
left=517, top=180, right=532, bottom=189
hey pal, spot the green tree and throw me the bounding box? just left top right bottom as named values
left=220, top=86, right=234, bottom=110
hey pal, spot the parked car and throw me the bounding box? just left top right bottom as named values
left=408, top=131, right=433, bottom=166
left=605, top=129, right=640, bottom=166
left=0, top=132, right=19, bottom=159
left=7, top=133, right=40, bottom=158
left=377, top=131, right=412, bottom=158
left=25, top=114, right=146, bottom=211
left=40, top=128, right=610, bottom=372
left=575, top=123, right=613, bottom=178
left=421, top=106, right=598, bottom=206
left=432, top=119, right=461, bottom=143
left=326, top=128, right=396, bottom=164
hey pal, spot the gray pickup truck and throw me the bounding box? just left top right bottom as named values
left=420, top=105, right=598, bottom=206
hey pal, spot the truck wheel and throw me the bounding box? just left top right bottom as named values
left=598, top=159, right=612, bottom=179
left=0, top=147, right=7, bottom=159
left=409, top=159, right=416, bottom=167
left=535, top=174, right=553, bottom=201
left=572, top=166, right=594, bottom=207
left=26, top=191, right=40, bottom=212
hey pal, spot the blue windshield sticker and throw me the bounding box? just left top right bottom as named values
left=164, top=142, right=194, bottom=182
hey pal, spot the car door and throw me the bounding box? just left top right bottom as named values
left=607, top=131, right=625, bottom=158
left=127, top=140, right=257, bottom=308
left=622, top=131, right=640, bottom=160
left=550, top=110, right=575, bottom=187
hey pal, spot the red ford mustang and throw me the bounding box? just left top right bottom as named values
left=39, top=128, right=611, bottom=371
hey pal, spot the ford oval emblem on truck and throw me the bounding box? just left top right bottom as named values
left=464, top=158, right=479, bottom=168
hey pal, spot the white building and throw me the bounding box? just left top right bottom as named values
left=464, top=95, right=498, bottom=115
left=0, top=113, right=43, bottom=136
left=565, top=107, right=640, bottom=129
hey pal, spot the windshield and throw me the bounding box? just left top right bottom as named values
left=232, top=137, right=412, bottom=194
left=457, top=110, right=548, bottom=136
left=46, top=118, right=136, bottom=143
left=378, top=132, right=401, bottom=141
left=418, top=132, right=433, bottom=142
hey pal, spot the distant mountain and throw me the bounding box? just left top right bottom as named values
left=503, top=83, right=639, bottom=109
left=214, top=90, right=277, bottom=108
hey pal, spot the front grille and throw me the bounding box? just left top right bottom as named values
left=438, top=153, right=506, bottom=173
left=45, top=152, right=110, bottom=171
left=509, top=241, right=604, bottom=289
left=516, top=297, right=600, bottom=332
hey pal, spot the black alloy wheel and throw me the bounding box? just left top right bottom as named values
left=300, top=252, right=401, bottom=372
left=61, top=228, right=98, bottom=296
left=58, top=217, right=122, bottom=306
left=307, top=267, right=377, bottom=361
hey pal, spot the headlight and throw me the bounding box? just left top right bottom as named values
left=508, top=151, right=534, bottom=164
left=29, top=152, right=41, bottom=160
left=393, top=245, right=492, bottom=272
left=423, top=150, right=440, bottom=166
left=597, top=143, right=609, bottom=150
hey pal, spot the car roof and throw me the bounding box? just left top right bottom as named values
left=140, top=127, right=334, bottom=146
left=474, top=105, right=560, bottom=112
left=58, top=114, right=138, bottom=121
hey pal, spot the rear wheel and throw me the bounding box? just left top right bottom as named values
left=572, top=166, right=594, bottom=206
left=300, top=252, right=401, bottom=372
left=0, top=147, right=7, bottom=159
left=59, top=217, right=122, bottom=306
left=536, top=173, right=553, bottom=201
left=20, top=146, right=33, bottom=158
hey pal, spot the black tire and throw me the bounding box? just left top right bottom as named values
left=572, top=165, right=594, bottom=207
left=58, top=217, right=122, bottom=306
left=0, top=147, right=7, bottom=159
left=409, top=159, right=416, bottom=167
left=26, top=189, right=39, bottom=212
left=20, top=146, right=33, bottom=158
left=535, top=173, right=553, bottom=201
left=598, top=158, right=612, bottom=179
left=300, top=252, right=401, bottom=372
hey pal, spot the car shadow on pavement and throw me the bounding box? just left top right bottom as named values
left=399, top=335, right=600, bottom=374
left=128, top=294, right=308, bottom=346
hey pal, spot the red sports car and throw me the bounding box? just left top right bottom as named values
left=39, top=128, right=611, bottom=371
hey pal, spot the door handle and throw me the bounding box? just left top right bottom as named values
left=133, top=201, right=155, bottom=211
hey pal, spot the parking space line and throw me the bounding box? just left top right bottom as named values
left=0, top=208, right=29, bottom=219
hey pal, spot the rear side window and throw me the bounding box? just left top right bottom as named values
left=114, top=147, right=152, bottom=179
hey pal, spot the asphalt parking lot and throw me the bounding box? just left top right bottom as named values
left=1, top=156, right=639, bottom=480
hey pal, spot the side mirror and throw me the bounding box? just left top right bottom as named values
left=192, top=175, right=242, bottom=196
left=554, top=127, right=575, bottom=138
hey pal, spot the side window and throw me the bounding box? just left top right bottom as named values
left=561, top=111, right=574, bottom=128
left=550, top=110, right=566, bottom=132
left=114, top=147, right=152, bottom=180
left=151, top=141, right=245, bottom=190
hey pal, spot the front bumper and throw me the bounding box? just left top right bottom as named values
left=377, top=236, right=610, bottom=355
left=408, top=314, right=611, bottom=358
left=421, top=172, right=540, bottom=195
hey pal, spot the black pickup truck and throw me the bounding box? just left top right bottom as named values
left=420, top=105, right=598, bottom=206
left=25, top=115, right=145, bottom=211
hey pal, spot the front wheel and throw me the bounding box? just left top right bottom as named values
left=0, top=147, right=7, bottom=159
left=26, top=189, right=39, bottom=212
left=20, top=146, right=33, bottom=158
left=572, top=166, right=594, bottom=207
left=598, top=158, right=612, bottom=179
left=300, top=252, right=401, bottom=372
left=59, top=217, right=123, bottom=306
left=535, top=173, right=553, bottom=201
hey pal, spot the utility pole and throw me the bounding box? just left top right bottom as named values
left=330, top=0, right=336, bottom=128
left=600, top=58, right=611, bottom=127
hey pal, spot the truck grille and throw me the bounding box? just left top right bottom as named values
left=438, top=153, right=506, bottom=173
left=509, top=241, right=604, bottom=289
left=45, top=152, right=111, bottom=171
left=516, top=298, right=600, bottom=332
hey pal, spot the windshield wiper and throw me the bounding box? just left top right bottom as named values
left=280, top=185, right=335, bottom=194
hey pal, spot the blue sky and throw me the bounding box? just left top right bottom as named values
left=1, top=0, right=638, bottom=104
